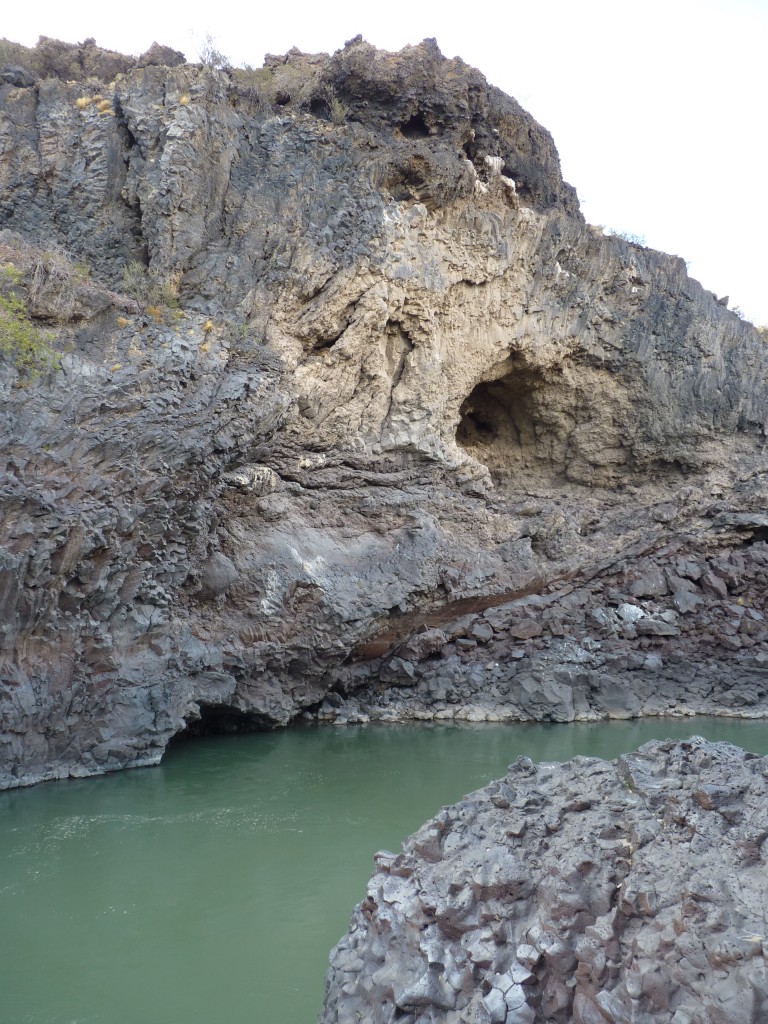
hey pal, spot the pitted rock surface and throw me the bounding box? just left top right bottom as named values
left=320, top=738, right=768, bottom=1024
left=1, top=37, right=768, bottom=787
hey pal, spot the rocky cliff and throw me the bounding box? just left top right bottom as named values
left=1, top=36, right=767, bottom=787
left=320, top=738, right=768, bottom=1023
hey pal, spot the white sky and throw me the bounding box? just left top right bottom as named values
left=6, top=0, right=768, bottom=323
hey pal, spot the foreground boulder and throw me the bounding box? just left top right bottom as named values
left=320, top=738, right=768, bottom=1023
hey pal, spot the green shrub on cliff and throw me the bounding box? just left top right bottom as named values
left=121, top=261, right=179, bottom=309
left=0, top=266, right=59, bottom=380
left=234, top=66, right=275, bottom=112
left=319, top=84, right=347, bottom=126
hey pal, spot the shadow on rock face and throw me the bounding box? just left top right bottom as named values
left=454, top=343, right=688, bottom=492
left=171, top=702, right=272, bottom=740
left=456, top=358, right=552, bottom=487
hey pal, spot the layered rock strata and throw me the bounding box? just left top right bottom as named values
left=320, top=738, right=768, bottom=1024
left=1, top=36, right=767, bottom=786
left=317, top=535, right=768, bottom=726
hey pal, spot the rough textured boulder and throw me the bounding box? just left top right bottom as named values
left=320, top=738, right=768, bottom=1023
left=1, top=38, right=767, bottom=787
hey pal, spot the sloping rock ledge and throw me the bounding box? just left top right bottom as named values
left=320, top=738, right=768, bottom=1024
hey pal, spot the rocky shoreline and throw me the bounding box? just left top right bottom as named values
left=1, top=36, right=767, bottom=789
left=320, top=737, right=768, bottom=1023
left=3, top=33, right=768, bottom=1024
left=314, top=536, right=768, bottom=728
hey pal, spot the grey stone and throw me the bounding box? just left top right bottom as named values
left=469, top=622, right=494, bottom=644
left=617, top=603, right=644, bottom=624
left=380, top=657, right=417, bottom=685
left=221, top=464, right=280, bottom=495
left=675, top=559, right=703, bottom=581
left=673, top=590, right=703, bottom=614
left=509, top=619, right=543, bottom=641
left=701, top=569, right=729, bottom=599
left=718, top=635, right=743, bottom=652
left=635, top=619, right=679, bottom=637
left=321, top=740, right=768, bottom=1024
left=198, top=552, right=238, bottom=599
left=136, top=42, right=186, bottom=68
left=1, top=66, right=36, bottom=87
left=515, top=675, right=575, bottom=722
left=404, top=629, right=448, bottom=660
left=629, top=569, right=668, bottom=598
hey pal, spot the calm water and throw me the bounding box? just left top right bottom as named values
left=2, top=718, right=767, bottom=1024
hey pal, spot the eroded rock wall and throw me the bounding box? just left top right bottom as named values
left=0, top=38, right=767, bottom=786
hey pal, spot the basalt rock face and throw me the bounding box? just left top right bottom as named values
left=320, top=738, right=768, bottom=1024
left=1, top=38, right=767, bottom=787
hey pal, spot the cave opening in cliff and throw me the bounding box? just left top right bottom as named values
left=400, top=112, right=430, bottom=138
left=172, top=703, right=271, bottom=741
left=456, top=360, right=563, bottom=486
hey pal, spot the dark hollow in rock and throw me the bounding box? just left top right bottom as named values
left=174, top=703, right=271, bottom=739
left=400, top=112, right=431, bottom=138
left=457, top=361, right=553, bottom=486
left=454, top=352, right=630, bottom=489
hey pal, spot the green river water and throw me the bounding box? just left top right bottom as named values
left=2, top=717, right=767, bottom=1024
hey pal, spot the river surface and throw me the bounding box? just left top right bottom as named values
left=2, top=717, right=768, bottom=1024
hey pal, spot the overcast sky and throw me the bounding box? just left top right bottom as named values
left=6, top=0, right=767, bottom=323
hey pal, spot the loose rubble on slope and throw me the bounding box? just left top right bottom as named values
left=320, top=738, right=768, bottom=1024
left=0, top=36, right=767, bottom=787
left=317, top=535, right=768, bottom=726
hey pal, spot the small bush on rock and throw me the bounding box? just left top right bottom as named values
left=319, top=84, right=347, bottom=125
left=121, top=261, right=179, bottom=310
left=0, top=266, right=58, bottom=380
left=234, top=66, right=275, bottom=112
left=198, top=34, right=230, bottom=70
